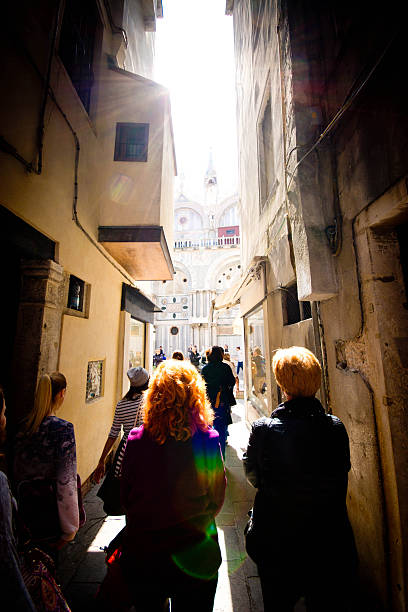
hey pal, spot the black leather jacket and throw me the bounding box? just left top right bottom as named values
left=244, top=398, right=350, bottom=514
left=244, top=395, right=359, bottom=603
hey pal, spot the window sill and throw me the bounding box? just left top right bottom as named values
left=63, top=307, right=89, bottom=319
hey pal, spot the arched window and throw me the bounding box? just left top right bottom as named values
left=219, top=205, right=239, bottom=227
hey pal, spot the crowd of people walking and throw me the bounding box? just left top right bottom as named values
left=0, top=344, right=357, bottom=611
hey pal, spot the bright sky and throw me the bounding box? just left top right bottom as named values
left=154, top=0, right=238, bottom=203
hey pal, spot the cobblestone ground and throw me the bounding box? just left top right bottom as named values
left=58, top=402, right=305, bottom=611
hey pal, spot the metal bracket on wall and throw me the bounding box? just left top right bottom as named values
left=325, top=217, right=341, bottom=254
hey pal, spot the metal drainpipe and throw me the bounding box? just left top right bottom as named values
left=36, top=0, right=63, bottom=175
left=311, top=301, right=330, bottom=412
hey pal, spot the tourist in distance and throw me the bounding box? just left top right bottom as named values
left=243, top=346, right=357, bottom=611
left=189, top=344, right=201, bottom=369
left=171, top=350, right=184, bottom=360
left=223, top=351, right=239, bottom=394
left=96, top=359, right=226, bottom=611
left=201, top=346, right=236, bottom=457
left=235, top=346, right=244, bottom=375
left=153, top=348, right=165, bottom=368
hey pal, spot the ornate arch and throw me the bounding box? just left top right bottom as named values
left=205, top=254, right=242, bottom=291
left=215, top=194, right=240, bottom=227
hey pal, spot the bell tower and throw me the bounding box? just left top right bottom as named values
left=204, top=149, right=218, bottom=236
left=204, top=149, right=218, bottom=209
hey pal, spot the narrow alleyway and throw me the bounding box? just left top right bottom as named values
left=56, top=403, right=261, bottom=611
left=58, top=401, right=308, bottom=611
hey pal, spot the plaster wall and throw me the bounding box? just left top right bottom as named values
left=97, top=69, right=170, bottom=230
left=0, top=1, right=170, bottom=483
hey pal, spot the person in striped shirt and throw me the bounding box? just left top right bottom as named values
left=93, top=367, right=149, bottom=484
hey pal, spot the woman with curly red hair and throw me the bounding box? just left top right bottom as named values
left=98, top=359, right=226, bottom=611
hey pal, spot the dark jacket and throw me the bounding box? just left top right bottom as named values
left=189, top=350, right=201, bottom=368
left=120, top=425, right=226, bottom=562
left=201, top=361, right=236, bottom=406
left=243, top=397, right=356, bottom=571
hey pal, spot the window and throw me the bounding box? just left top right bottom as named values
left=65, top=273, right=90, bottom=317
left=114, top=123, right=149, bottom=162
left=128, top=318, right=145, bottom=368
left=257, top=85, right=275, bottom=211
left=282, top=283, right=312, bottom=325
left=247, top=306, right=268, bottom=416
left=67, top=275, right=85, bottom=312
left=219, top=205, right=239, bottom=227
left=59, top=0, right=101, bottom=114
left=86, top=360, right=104, bottom=402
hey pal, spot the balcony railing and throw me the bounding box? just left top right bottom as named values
left=174, top=236, right=240, bottom=250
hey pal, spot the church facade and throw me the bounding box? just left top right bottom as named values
left=153, top=158, right=242, bottom=359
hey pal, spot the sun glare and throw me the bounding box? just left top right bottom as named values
left=155, top=0, right=238, bottom=201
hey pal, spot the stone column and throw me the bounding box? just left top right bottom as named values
left=11, top=259, right=64, bottom=422
left=210, top=322, right=217, bottom=346
left=205, top=325, right=210, bottom=350
left=191, top=291, right=197, bottom=318
left=203, top=291, right=208, bottom=317
left=191, top=323, right=198, bottom=346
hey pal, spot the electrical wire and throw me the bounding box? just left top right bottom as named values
left=103, top=0, right=128, bottom=47
left=0, top=1, right=62, bottom=174
left=285, top=32, right=398, bottom=193
left=36, top=0, right=63, bottom=175
left=48, top=89, right=138, bottom=286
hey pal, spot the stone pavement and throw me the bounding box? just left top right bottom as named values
left=57, top=402, right=305, bottom=611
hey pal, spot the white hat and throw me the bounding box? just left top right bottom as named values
left=127, top=367, right=149, bottom=386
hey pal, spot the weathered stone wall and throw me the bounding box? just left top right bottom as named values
left=229, top=0, right=408, bottom=609
left=307, top=7, right=408, bottom=609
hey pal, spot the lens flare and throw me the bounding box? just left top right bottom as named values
left=109, top=173, right=134, bottom=204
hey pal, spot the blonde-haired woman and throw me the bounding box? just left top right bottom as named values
left=13, top=372, right=80, bottom=555
left=98, top=359, right=226, bottom=611
left=244, top=347, right=357, bottom=611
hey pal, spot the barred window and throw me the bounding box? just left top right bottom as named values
left=114, top=123, right=149, bottom=162
left=67, top=275, right=85, bottom=312
left=59, top=0, right=100, bottom=114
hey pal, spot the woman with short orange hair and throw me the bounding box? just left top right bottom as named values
left=244, top=346, right=357, bottom=611
left=99, top=359, right=226, bottom=611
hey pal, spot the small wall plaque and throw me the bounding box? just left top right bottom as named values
left=86, top=360, right=104, bottom=402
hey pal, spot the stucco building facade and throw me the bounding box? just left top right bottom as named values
left=0, top=0, right=175, bottom=485
left=153, top=159, right=243, bottom=358
left=224, top=1, right=408, bottom=609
